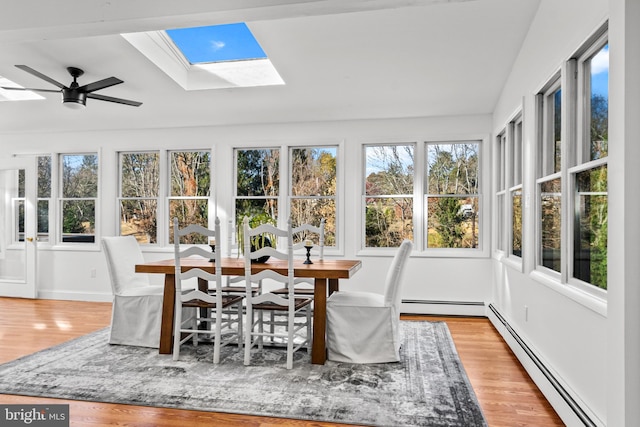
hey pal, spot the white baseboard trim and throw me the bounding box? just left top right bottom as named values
left=37, top=290, right=113, bottom=302
left=401, top=299, right=486, bottom=316
left=487, top=304, right=602, bottom=427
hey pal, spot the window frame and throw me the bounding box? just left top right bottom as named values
left=361, top=142, right=416, bottom=250
left=232, top=141, right=343, bottom=255
left=288, top=145, right=339, bottom=248
left=531, top=25, right=608, bottom=309
left=57, top=152, right=100, bottom=246
left=117, top=150, right=160, bottom=244
left=359, top=137, right=488, bottom=258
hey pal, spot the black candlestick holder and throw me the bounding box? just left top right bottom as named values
left=304, top=245, right=313, bottom=264
left=209, top=244, right=216, bottom=262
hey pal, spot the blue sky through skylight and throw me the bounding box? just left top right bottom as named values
left=166, top=23, right=267, bottom=64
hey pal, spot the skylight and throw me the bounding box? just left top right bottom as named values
left=0, top=76, right=45, bottom=102
left=165, top=23, right=267, bottom=64
left=122, top=22, right=284, bottom=91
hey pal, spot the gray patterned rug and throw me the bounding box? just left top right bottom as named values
left=0, top=321, right=486, bottom=427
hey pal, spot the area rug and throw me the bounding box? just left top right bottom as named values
left=0, top=321, right=486, bottom=427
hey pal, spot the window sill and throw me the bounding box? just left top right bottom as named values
left=530, top=270, right=607, bottom=317
left=357, top=247, right=489, bottom=258
left=501, top=255, right=523, bottom=272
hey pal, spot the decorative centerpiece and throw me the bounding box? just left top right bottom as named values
left=208, top=238, right=216, bottom=262
left=304, top=239, right=313, bottom=264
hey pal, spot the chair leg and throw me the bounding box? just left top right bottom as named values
left=172, top=302, right=183, bottom=361
left=244, top=308, right=252, bottom=366
left=236, top=302, right=243, bottom=350
left=213, top=307, right=222, bottom=364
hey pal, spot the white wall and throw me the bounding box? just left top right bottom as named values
left=491, top=0, right=610, bottom=425
left=1, top=114, right=493, bottom=311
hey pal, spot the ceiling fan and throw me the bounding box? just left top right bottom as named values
left=1, top=65, right=142, bottom=108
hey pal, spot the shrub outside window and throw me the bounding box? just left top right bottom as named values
left=60, top=153, right=98, bottom=243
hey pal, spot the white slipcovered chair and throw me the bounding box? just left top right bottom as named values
left=326, top=239, right=413, bottom=363
left=102, top=235, right=164, bottom=348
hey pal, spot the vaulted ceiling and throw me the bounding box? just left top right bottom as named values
left=0, top=0, right=540, bottom=134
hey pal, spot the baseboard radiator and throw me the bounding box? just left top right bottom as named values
left=488, top=303, right=597, bottom=427
left=401, top=299, right=485, bottom=316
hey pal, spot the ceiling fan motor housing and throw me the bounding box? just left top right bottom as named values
left=62, top=87, right=87, bottom=107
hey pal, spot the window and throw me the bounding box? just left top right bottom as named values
left=571, top=37, right=608, bottom=291
left=511, top=116, right=523, bottom=258
left=60, top=153, right=98, bottom=243
left=290, top=147, right=337, bottom=246
left=363, top=144, right=414, bottom=248
left=426, top=141, right=479, bottom=249
left=495, top=132, right=507, bottom=253
left=37, top=156, right=51, bottom=242
left=235, top=148, right=280, bottom=230
left=537, top=76, right=562, bottom=273
left=119, top=152, right=159, bottom=244
left=169, top=150, right=211, bottom=244
left=534, top=27, right=608, bottom=295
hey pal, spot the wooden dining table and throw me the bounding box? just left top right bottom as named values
left=135, top=257, right=361, bottom=365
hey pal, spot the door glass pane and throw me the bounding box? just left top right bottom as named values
left=0, top=169, right=26, bottom=282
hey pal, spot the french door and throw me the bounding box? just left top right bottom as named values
left=0, top=158, right=37, bottom=298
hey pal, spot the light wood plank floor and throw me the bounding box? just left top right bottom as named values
left=0, top=298, right=564, bottom=426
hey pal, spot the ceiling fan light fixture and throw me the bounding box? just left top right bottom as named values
left=62, top=88, right=86, bottom=109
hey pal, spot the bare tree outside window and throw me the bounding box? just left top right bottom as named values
left=169, top=150, right=210, bottom=244
left=364, top=144, right=414, bottom=248
left=235, top=148, right=279, bottom=235
left=119, top=152, right=159, bottom=243
left=290, top=147, right=336, bottom=246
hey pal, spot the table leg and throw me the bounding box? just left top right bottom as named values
left=311, top=277, right=327, bottom=364
left=159, top=274, right=176, bottom=354
left=328, top=278, right=339, bottom=295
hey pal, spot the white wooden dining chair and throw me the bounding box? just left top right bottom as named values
left=243, top=217, right=313, bottom=369
left=271, top=218, right=325, bottom=297
left=172, top=217, right=244, bottom=364
left=326, top=239, right=413, bottom=363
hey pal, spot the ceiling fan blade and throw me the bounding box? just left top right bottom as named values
left=15, top=65, right=66, bottom=89
left=87, top=93, right=142, bottom=107
left=1, top=86, right=61, bottom=93
left=79, top=77, right=123, bottom=93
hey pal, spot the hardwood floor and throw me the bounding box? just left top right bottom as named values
left=0, top=298, right=564, bottom=427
